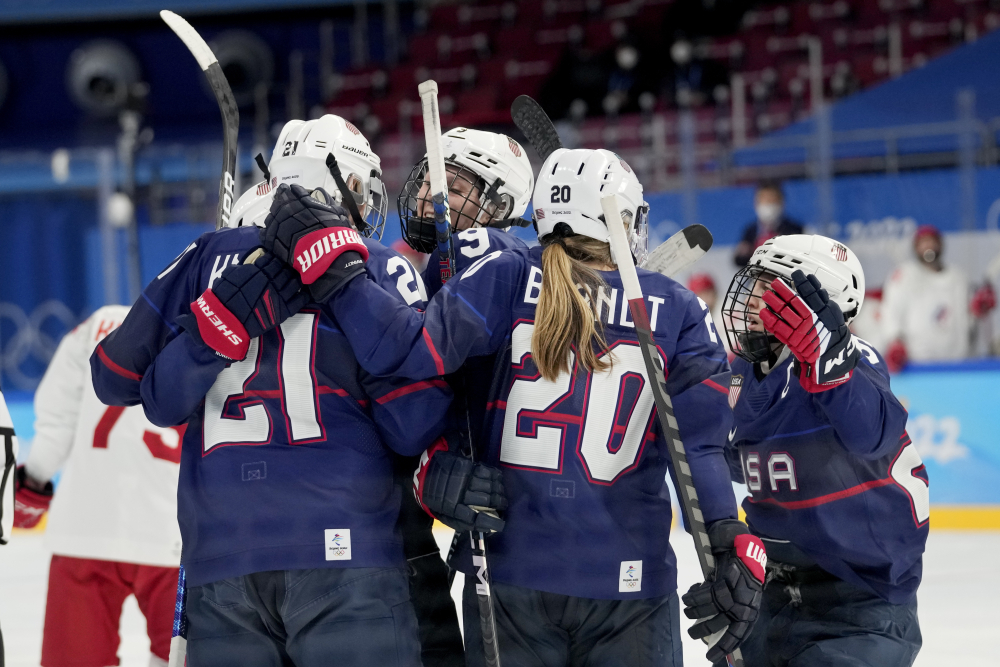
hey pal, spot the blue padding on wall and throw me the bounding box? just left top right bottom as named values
left=891, top=368, right=1000, bottom=504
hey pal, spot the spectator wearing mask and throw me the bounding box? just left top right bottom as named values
left=733, top=180, right=803, bottom=266
left=881, top=225, right=996, bottom=372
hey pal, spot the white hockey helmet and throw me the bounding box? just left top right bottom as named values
left=228, top=177, right=277, bottom=229
left=532, top=148, right=649, bottom=264
left=399, top=127, right=534, bottom=253
left=722, top=234, right=866, bottom=363
left=227, top=114, right=388, bottom=237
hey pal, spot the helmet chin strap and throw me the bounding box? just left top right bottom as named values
left=325, top=153, right=369, bottom=235
left=254, top=153, right=270, bottom=181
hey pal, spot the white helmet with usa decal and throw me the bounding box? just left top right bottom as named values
left=227, top=114, right=388, bottom=238
left=722, top=234, right=866, bottom=364
left=532, top=148, right=649, bottom=264
left=398, top=127, right=534, bottom=252
left=746, top=234, right=865, bottom=320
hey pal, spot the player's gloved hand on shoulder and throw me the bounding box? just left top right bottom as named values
left=682, top=519, right=766, bottom=664
left=261, top=183, right=369, bottom=303
left=179, top=249, right=310, bottom=362
left=14, top=466, right=53, bottom=529
left=760, top=269, right=859, bottom=392
left=413, top=438, right=508, bottom=534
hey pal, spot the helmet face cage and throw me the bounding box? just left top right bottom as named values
left=332, top=168, right=387, bottom=240
left=398, top=159, right=509, bottom=253
left=722, top=265, right=780, bottom=364
left=363, top=170, right=388, bottom=240
left=630, top=203, right=650, bottom=266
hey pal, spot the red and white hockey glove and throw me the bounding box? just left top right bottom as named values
left=413, top=438, right=507, bottom=534
left=971, top=282, right=996, bottom=318
left=886, top=339, right=908, bottom=374
left=261, top=183, right=369, bottom=303
left=14, top=466, right=53, bottom=529
left=181, top=250, right=310, bottom=362
left=683, top=520, right=766, bottom=664
left=760, top=270, right=859, bottom=392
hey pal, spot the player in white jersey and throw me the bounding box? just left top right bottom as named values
left=880, top=225, right=994, bottom=369
left=0, top=382, right=18, bottom=661
left=13, top=305, right=182, bottom=667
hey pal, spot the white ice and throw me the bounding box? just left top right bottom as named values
left=1, top=529, right=996, bottom=666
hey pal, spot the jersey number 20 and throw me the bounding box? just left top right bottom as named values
left=500, top=321, right=656, bottom=485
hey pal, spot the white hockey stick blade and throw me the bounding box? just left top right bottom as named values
left=160, top=10, right=217, bottom=71
left=641, top=224, right=713, bottom=278
left=418, top=80, right=447, bottom=199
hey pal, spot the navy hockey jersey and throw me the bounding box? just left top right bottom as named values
left=727, top=343, right=928, bottom=604
left=333, top=245, right=737, bottom=599
left=91, top=228, right=452, bottom=587
left=422, top=227, right=527, bottom=298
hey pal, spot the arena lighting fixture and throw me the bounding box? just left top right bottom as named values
left=207, top=30, right=274, bottom=107
left=65, top=40, right=141, bottom=116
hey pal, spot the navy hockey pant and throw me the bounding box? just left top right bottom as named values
left=396, top=453, right=464, bottom=667
left=462, top=578, right=683, bottom=667
left=738, top=567, right=921, bottom=667
left=184, top=566, right=421, bottom=667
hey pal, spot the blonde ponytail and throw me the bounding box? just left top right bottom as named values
left=532, top=236, right=614, bottom=382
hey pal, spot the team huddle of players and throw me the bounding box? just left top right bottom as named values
left=12, top=113, right=928, bottom=667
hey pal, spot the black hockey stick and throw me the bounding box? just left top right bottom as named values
left=511, top=95, right=562, bottom=162
left=602, top=195, right=743, bottom=667
left=420, top=80, right=502, bottom=667
left=160, top=11, right=240, bottom=664
left=162, top=10, right=239, bottom=230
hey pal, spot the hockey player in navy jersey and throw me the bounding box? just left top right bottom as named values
left=90, top=116, right=453, bottom=667
left=398, top=127, right=534, bottom=296
left=229, top=115, right=465, bottom=667
left=268, top=148, right=767, bottom=667
left=720, top=235, right=927, bottom=667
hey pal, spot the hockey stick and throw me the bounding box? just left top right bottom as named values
left=161, top=10, right=239, bottom=230
left=419, top=79, right=502, bottom=667
left=166, top=564, right=187, bottom=667
left=160, top=11, right=239, bottom=664
left=418, top=80, right=455, bottom=286
left=602, top=195, right=743, bottom=667
left=511, top=95, right=562, bottom=162
left=641, top=224, right=713, bottom=277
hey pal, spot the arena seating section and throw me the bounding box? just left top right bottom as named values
left=324, top=0, right=1000, bottom=169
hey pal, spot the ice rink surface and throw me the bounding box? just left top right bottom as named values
left=2, top=528, right=997, bottom=666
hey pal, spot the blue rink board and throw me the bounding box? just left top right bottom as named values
left=6, top=362, right=999, bottom=504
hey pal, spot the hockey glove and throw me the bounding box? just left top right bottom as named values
left=682, top=520, right=766, bottom=664
left=760, top=269, right=859, bottom=392
left=886, top=339, right=908, bottom=374
left=180, top=250, right=310, bottom=362
left=261, top=183, right=369, bottom=302
left=971, top=282, right=997, bottom=318
left=14, top=466, right=53, bottom=529
left=413, top=439, right=507, bottom=534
